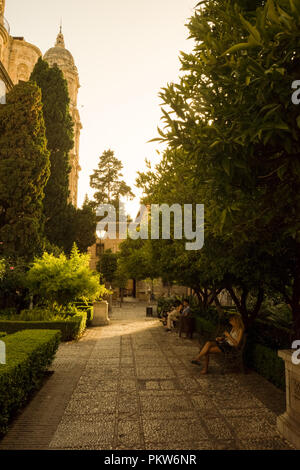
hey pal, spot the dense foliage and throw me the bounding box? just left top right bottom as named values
left=135, top=0, right=300, bottom=337
left=0, top=81, right=50, bottom=261
left=26, top=244, right=108, bottom=307
left=30, top=58, right=73, bottom=248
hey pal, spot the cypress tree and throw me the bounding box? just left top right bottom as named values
left=0, top=81, right=50, bottom=261
left=30, top=57, right=74, bottom=248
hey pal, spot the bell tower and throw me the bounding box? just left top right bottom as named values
left=44, top=28, right=82, bottom=207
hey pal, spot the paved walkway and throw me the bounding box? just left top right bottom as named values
left=0, top=303, right=294, bottom=450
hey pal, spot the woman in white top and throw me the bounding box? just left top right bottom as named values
left=191, top=314, right=245, bottom=374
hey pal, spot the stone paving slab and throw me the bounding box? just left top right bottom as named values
left=0, top=302, right=295, bottom=450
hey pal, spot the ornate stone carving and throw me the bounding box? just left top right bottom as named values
left=0, top=1, right=5, bottom=18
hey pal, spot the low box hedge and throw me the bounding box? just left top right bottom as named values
left=195, top=316, right=218, bottom=338
left=0, top=312, right=87, bottom=342
left=249, top=319, right=292, bottom=351
left=244, top=342, right=285, bottom=390
left=74, top=303, right=94, bottom=326
left=0, top=329, right=61, bottom=436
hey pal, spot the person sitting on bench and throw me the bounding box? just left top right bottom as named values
left=165, top=301, right=183, bottom=332
left=182, top=299, right=191, bottom=317
left=191, top=314, right=244, bottom=374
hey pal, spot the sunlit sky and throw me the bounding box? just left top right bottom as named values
left=6, top=0, right=196, bottom=215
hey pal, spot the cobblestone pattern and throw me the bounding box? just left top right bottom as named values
left=0, top=302, right=294, bottom=450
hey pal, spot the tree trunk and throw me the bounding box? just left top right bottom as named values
left=226, top=285, right=264, bottom=331
left=194, top=289, right=203, bottom=306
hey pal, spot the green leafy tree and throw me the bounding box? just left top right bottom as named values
left=26, top=244, right=108, bottom=307
left=143, top=0, right=300, bottom=336
left=73, top=196, right=97, bottom=253
left=90, top=149, right=135, bottom=211
left=58, top=197, right=97, bottom=255
left=97, top=249, right=118, bottom=285
left=30, top=58, right=74, bottom=248
left=118, top=238, right=159, bottom=283
left=0, top=81, right=50, bottom=261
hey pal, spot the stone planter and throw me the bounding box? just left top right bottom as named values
left=277, top=349, right=300, bottom=449
left=92, top=301, right=110, bottom=326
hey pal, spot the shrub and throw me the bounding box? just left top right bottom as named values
left=0, top=308, right=17, bottom=317
left=0, top=312, right=87, bottom=342
left=73, top=301, right=94, bottom=326
left=0, top=329, right=61, bottom=436
left=249, top=319, right=292, bottom=351
left=157, top=297, right=178, bottom=317
left=26, top=244, right=108, bottom=307
left=1, top=308, right=64, bottom=322
left=245, top=343, right=285, bottom=390
left=0, top=332, right=6, bottom=338
left=195, top=316, right=217, bottom=338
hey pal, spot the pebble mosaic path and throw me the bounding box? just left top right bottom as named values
left=0, top=302, right=294, bottom=450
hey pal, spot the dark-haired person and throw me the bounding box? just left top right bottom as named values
left=182, top=299, right=191, bottom=317
left=191, top=314, right=245, bottom=374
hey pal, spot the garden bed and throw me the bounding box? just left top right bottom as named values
left=0, top=329, right=61, bottom=436
left=0, top=312, right=87, bottom=342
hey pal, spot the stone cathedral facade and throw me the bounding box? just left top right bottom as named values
left=0, top=0, right=81, bottom=206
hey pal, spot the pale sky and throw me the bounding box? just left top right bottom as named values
left=6, top=0, right=196, bottom=215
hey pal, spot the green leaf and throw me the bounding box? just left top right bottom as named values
left=222, top=42, right=259, bottom=56
left=239, top=14, right=261, bottom=43
left=267, top=0, right=281, bottom=24
left=222, top=159, right=231, bottom=176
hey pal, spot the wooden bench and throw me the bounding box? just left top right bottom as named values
left=178, top=316, right=196, bottom=339
left=219, top=333, right=247, bottom=374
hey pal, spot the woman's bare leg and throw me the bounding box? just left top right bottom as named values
left=193, top=341, right=215, bottom=361
left=199, top=346, right=222, bottom=374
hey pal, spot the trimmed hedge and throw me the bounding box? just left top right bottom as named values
left=195, top=317, right=217, bottom=338
left=248, top=319, right=292, bottom=351
left=244, top=342, right=285, bottom=390
left=74, top=302, right=94, bottom=326
left=0, top=329, right=61, bottom=436
left=0, top=312, right=87, bottom=342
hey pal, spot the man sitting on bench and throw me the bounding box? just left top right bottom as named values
left=191, top=314, right=245, bottom=374
left=165, top=301, right=183, bottom=332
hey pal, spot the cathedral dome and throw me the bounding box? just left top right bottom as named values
left=44, top=29, right=77, bottom=71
